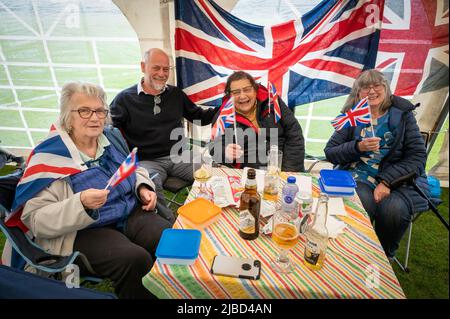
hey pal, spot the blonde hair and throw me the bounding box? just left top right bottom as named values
left=342, top=69, right=392, bottom=113
left=59, top=82, right=110, bottom=132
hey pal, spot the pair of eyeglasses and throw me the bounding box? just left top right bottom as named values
left=151, top=65, right=175, bottom=73
left=71, top=108, right=109, bottom=119
left=154, top=95, right=161, bottom=115
left=229, top=85, right=254, bottom=96
left=360, top=83, right=384, bottom=94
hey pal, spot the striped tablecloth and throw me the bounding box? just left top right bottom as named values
left=142, top=167, right=405, bottom=299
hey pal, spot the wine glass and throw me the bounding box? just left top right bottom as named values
left=271, top=209, right=299, bottom=273
left=193, top=148, right=213, bottom=200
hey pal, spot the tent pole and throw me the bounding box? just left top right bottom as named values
left=427, top=93, right=449, bottom=155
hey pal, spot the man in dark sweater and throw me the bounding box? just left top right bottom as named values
left=110, top=48, right=218, bottom=221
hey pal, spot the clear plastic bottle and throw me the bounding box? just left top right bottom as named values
left=263, top=145, right=280, bottom=202
left=281, top=176, right=299, bottom=215
left=303, top=193, right=329, bottom=271
left=211, top=179, right=228, bottom=207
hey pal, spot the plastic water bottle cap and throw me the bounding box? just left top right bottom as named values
left=287, top=176, right=296, bottom=184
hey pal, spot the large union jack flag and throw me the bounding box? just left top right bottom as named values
left=7, top=124, right=85, bottom=232
left=376, top=0, right=449, bottom=96
left=331, top=97, right=372, bottom=130
left=210, top=96, right=236, bottom=140
left=175, top=0, right=384, bottom=108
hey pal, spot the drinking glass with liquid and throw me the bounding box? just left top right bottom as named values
left=271, top=209, right=299, bottom=273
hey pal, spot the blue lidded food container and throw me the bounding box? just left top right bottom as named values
left=319, top=169, right=356, bottom=196
left=155, top=229, right=202, bottom=265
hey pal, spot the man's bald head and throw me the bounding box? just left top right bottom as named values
left=143, top=48, right=168, bottom=64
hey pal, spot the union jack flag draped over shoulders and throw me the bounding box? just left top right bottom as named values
left=268, top=81, right=281, bottom=123
left=210, top=96, right=236, bottom=140
left=175, top=0, right=385, bottom=108
left=7, top=124, right=85, bottom=232
left=331, top=97, right=372, bottom=131
left=106, top=147, right=138, bottom=189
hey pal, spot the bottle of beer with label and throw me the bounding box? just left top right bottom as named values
left=239, top=168, right=261, bottom=240
left=303, top=193, right=329, bottom=270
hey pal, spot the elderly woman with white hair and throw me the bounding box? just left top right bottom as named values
left=324, top=70, right=429, bottom=260
left=16, top=82, right=171, bottom=299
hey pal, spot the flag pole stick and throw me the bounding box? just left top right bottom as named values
left=367, top=98, right=376, bottom=138
left=104, top=179, right=112, bottom=190
left=233, top=98, right=238, bottom=145
left=268, top=80, right=272, bottom=119
left=370, top=122, right=376, bottom=137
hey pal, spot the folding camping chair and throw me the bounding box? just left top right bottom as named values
left=389, top=171, right=448, bottom=272
left=388, top=131, right=449, bottom=272
left=0, top=264, right=116, bottom=299
left=0, top=161, right=101, bottom=283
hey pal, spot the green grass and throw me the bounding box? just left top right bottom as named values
left=8, top=65, right=54, bottom=87
left=0, top=0, right=142, bottom=149
left=54, top=68, right=99, bottom=88
left=393, top=188, right=449, bottom=298
left=0, top=89, right=16, bottom=104
left=48, top=41, right=95, bottom=64
left=1, top=40, right=46, bottom=62
left=0, top=131, right=32, bottom=148
left=16, top=90, right=59, bottom=109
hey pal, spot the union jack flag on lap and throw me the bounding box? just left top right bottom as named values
left=210, top=97, right=236, bottom=140
left=106, top=147, right=138, bottom=189
left=7, top=124, right=85, bottom=231
left=268, top=81, right=281, bottom=123
left=331, top=98, right=372, bottom=131
left=175, top=0, right=384, bottom=108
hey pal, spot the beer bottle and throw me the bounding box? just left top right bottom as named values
left=303, top=193, right=329, bottom=270
left=239, top=168, right=261, bottom=240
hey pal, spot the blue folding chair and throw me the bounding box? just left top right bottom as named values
left=0, top=164, right=102, bottom=283
left=390, top=171, right=448, bottom=272
left=0, top=264, right=116, bottom=299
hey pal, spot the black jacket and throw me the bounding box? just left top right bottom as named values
left=210, top=85, right=305, bottom=172
left=324, top=96, right=429, bottom=212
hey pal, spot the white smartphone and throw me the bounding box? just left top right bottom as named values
left=210, top=255, right=261, bottom=280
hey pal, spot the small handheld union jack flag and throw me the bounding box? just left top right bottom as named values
left=268, top=81, right=281, bottom=124
left=331, top=98, right=372, bottom=131
left=210, top=97, right=236, bottom=140
left=105, top=147, right=138, bottom=189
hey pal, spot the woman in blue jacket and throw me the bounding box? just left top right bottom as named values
left=324, top=70, right=429, bottom=259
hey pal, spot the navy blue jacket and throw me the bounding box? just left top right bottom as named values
left=324, top=96, right=429, bottom=212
